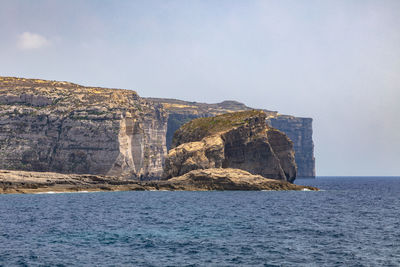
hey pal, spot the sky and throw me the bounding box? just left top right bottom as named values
left=1, top=0, right=399, bottom=176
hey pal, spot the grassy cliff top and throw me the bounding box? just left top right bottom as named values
left=172, top=110, right=267, bottom=147
left=0, top=76, right=139, bottom=109
left=147, top=97, right=278, bottom=117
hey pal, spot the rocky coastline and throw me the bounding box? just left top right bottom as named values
left=0, top=169, right=317, bottom=194
left=0, top=76, right=318, bottom=193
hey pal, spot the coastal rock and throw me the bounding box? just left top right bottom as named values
left=0, top=77, right=167, bottom=179
left=146, top=97, right=315, bottom=177
left=0, top=169, right=317, bottom=194
left=0, top=76, right=314, bottom=180
left=164, top=110, right=297, bottom=182
left=164, top=135, right=225, bottom=177
left=165, top=168, right=317, bottom=191
left=267, top=115, right=315, bottom=177
left=0, top=169, right=146, bottom=194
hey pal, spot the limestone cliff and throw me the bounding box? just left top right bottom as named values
left=147, top=98, right=315, bottom=177
left=267, top=115, right=315, bottom=177
left=0, top=77, right=167, bottom=178
left=164, top=110, right=297, bottom=182
left=0, top=76, right=315, bottom=179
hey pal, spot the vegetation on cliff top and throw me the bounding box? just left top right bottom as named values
left=172, top=110, right=266, bottom=147
left=0, top=76, right=140, bottom=110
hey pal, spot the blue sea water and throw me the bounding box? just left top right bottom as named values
left=0, top=177, right=399, bottom=266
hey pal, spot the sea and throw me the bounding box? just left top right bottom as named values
left=0, top=177, right=399, bottom=266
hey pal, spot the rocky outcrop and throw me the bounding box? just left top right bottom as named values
left=0, top=169, right=146, bottom=194
left=0, top=77, right=167, bottom=179
left=164, top=110, right=297, bottom=182
left=146, top=98, right=315, bottom=177
left=165, top=168, right=317, bottom=191
left=0, top=169, right=317, bottom=194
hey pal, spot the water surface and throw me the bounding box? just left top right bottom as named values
left=0, top=177, right=399, bottom=266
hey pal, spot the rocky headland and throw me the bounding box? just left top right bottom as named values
left=147, top=98, right=315, bottom=177
left=0, top=76, right=317, bottom=193
left=164, top=110, right=298, bottom=181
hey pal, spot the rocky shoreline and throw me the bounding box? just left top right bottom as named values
left=0, top=169, right=318, bottom=194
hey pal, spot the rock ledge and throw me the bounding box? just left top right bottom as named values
left=0, top=169, right=317, bottom=194
left=165, top=168, right=318, bottom=191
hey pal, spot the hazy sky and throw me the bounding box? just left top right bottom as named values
left=1, top=0, right=399, bottom=176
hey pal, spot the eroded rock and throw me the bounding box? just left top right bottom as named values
left=0, top=77, right=167, bottom=179
left=147, top=97, right=315, bottom=177
left=164, top=110, right=297, bottom=182
left=0, top=168, right=317, bottom=194
left=165, top=168, right=317, bottom=191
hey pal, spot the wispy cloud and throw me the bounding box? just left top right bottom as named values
left=17, top=32, right=50, bottom=50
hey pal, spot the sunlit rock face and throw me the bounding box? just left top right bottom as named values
left=164, top=110, right=297, bottom=182
left=0, top=77, right=167, bottom=179
left=0, top=76, right=315, bottom=179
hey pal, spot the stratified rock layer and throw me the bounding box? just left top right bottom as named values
left=164, top=110, right=297, bottom=182
left=0, top=77, right=167, bottom=178
left=267, top=116, right=315, bottom=177
left=0, top=76, right=315, bottom=179
left=147, top=98, right=315, bottom=177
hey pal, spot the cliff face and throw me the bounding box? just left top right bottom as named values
left=147, top=98, right=315, bottom=177
left=0, top=76, right=314, bottom=179
left=267, top=116, right=315, bottom=177
left=0, top=77, right=167, bottom=178
left=164, top=110, right=297, bottom=182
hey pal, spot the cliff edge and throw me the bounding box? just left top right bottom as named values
left=0, top=77, right=167, bottom=178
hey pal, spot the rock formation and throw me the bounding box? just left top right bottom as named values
left=0, top=77, right=167, bottom=178
left=164, top=168, right=316, bottom=191
left=0, top=169, right=146, bottom=194
left=266, top=115, right=315, bottom=177
left=0, top=168, right=317, bottom=194
left=164, top=110, right=297, bottom=182
left=147, top=98, right=315, bottom=177
left=0, top=76, right=315, bottom=180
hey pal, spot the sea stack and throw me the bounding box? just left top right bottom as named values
left=164, top=110, right=297, bottom=182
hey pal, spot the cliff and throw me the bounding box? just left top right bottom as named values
left=147, top=98, right=316, bottom=177
left=0, top=77, right=167, bottom=179
left=267, top=115, right=315, bottom=177
left=164, top=110, right=297, bottom=182
left=0, top=76, right=315, bottom=179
